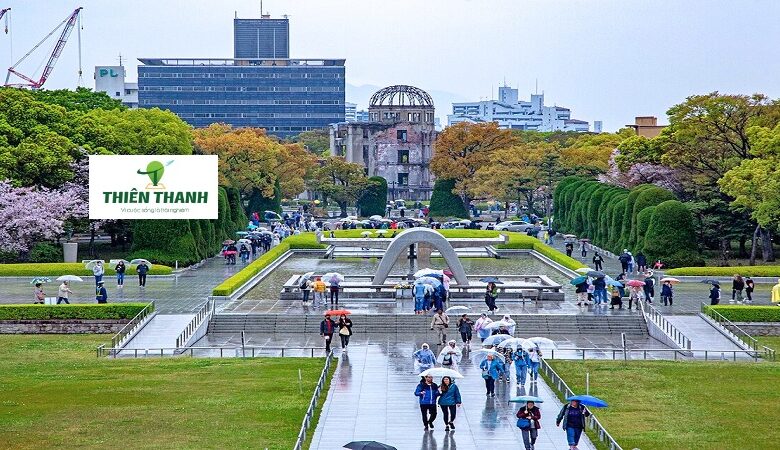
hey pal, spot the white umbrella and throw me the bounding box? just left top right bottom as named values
left=497, top=338, right=533, bottom=351
left=575, top=268, right=591, bottom=274
left=484, top=320, right=511, bottom=330
left=302, top=272, right=315, bottom=280
left=445, top=305, right=470, bottom=314
left=361, top=231, right=372, bottom=237
left=56, top=275, right=83, bottom=282
left=525, top=336, right=557, bottom=350
left=130, top=259, right=153, bottom=268
left=414, top=268, right=442, bottom=278
left=322, top=272, right=344, bottom=283
left=369, top=215, right=383, bottom=221
left=469, top=349, right=504, bottom=363
left=83, top=260, right=104, bottom=270
left=237, top=238, right=251, bottom=246
left=418, top=367, right=464, bottom=379
left=375, top=229, right=388, bottom=235
left=482, top=334, right=512, bottom=346
left=108, top=259, right=129, bottom=269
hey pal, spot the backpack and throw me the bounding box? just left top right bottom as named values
left=442, top=353, right=453, bottom=366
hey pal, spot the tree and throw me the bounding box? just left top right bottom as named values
left=430, top=122, right=516, bottom=207
left=289, top=129, right=330, bottom=156
left=643, top=200, right=703, bottom=267
left=628, top=186, right=676, bottom=251
left=429, top=178, right=469, bottom=218
left=356, top=176, right=388, bottom=217
left=29, top=87, right=125, bottom=112
left=130, top=220, right=200, bottom=266
left=307, top=157, right=369, bottom=217
left=247, top=179, right=282, bottom=215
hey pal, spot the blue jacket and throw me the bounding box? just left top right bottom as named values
left=592, top=278, right=606, bottom=290
left=414, top=284, right=427, bottom=299
left=479, top=358, right=504, bottom=379
left=438, top=384, right=462, bottom=406
left=661, top=284, right=673, bottom=297
left=415, top=382, right=440, bottom=405
left=512, top=350, right=530, bottom=368
left=413, top=349, right=436, bottom=366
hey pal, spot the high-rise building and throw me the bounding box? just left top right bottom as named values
left=93, top=65, right=138, bottom=108
left=234, top=15, right=289, bottom=59
left=137, top=58, right=345, bottom=138
left=345, top=102, right=357, bottom=122
left=593, top=121, right=603, bottom=133
left=448, top=85, right=590, bottom=132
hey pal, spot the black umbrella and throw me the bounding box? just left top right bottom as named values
left=344, top=442, right=398, bottom=450
left=479, top=276, right=504, bottom=284
left=586, top=271, right=606, bottom=278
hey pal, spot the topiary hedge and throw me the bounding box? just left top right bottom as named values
left=0, top=303, right=151, bottom=320
left=634, top=206, right=656, bottom=255
left=130, top=219, right=200, bottom=266
left=429, top=178, right=468, bottom=218
left=0, top=263, right=172, bottom=276
left=629, top=186, right=676, bottom=251
left=357, top=176, right=388, bottom=217
left=704, top=305, right=780, bottom=323
left=667, top=266, right=780, bottom=277
left=643, top=200, right=703, bottom=268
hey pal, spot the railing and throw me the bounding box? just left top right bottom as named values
left=110, top=301, right=155, bottom=350
left=543, top=346, right=770, bottom=362
left=175, top=299, right=212, bottom=348
left=640, top=298, right=692, bottom=350
left=700, top=303, right=777, bottom=360
left=540, top=358, right=623, bottom=450
left=97, top=345, right=326, bottom=358
left=294, top=351, right=334, bottom=450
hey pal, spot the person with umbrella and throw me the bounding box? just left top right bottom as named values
left=475, top=313, right=493, bottom=343
left=592, top=252, right=604, bottom=271
left=484, top=282, right=499, bottom=313
left=136, top=260, right=150, bottom=287
left=643, top=271, right=656, bottom=303
left=414, top=374, right=440, bottom=431
left=592, top=275, right=607, bottom=306
left=115, top=260, right=126, bottom=288
left=457, top=314, right=474, bottom=348
left=609, top=284, right=623, bottom=309
left=574, top=277, right=589, bottom=307
left=528, top=346, right=542, bottom=383
left=618, top=250, right=630, bottom=274
left=709, top=281, right=721, bottom=305
left=57, top=280, right=73, bottom=304
left=556, top=399, right=591, bottom=450
left=430, top=309, right=450, bottom=345
left=437, top=376, right=462, bottom=431
left=636, top=251, right=647, bottom=273
left=565, top=241, right=574, bottom=257
left=437, top=340, right=462, bottom=371
left=338, top=313, right=353, bottom=352
left=512, top=346, right=531, bottom=386
left=320, top=313, right=337, bottom=354
left=413, top=281, right=427, bottom=315
left=516, top=399, right=542, bottom=450
left=413, top=343, right=436, bottom=373
left=661, top=279, right=674, bottom=306
left=299, top=275, right=312, bottom=305
left=33, top=282, right=45, bottom=304
left=329, top=276, right=341, bottom=307
left=501, top=314, right=516, bottom=335
left=92, top=261, right=104, bottom=287
left=627, top=280, right=644, bottom=310
left=95, top=280, right=108, bottom=304
left=479, top=352, right=504, bottom=397
left=579, top=240, right=587, bottom=258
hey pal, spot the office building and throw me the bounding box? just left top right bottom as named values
left=345, top=102, right=357, bottom=121
left=331, top=85, right=437, bottom=201
left=626, top=116, right=665, bottom=138
left=234, top=15, right=289, bottom=59
left=93, top=65, right=138, bottom=108
left=593, top=121, right=603, bottom=133
left=448, top=86, right=590, bottom=132
left=137, top=58, right=345, bottom=138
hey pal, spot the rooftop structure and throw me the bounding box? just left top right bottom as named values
left=626, top=116, right=666, bottom=138
left=234, top=15, right=289, bottom=59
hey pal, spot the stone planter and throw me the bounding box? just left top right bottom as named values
left=395, top=288, right=412, bottom=298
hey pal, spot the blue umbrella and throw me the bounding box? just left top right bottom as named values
left=415, top=277, right=442, bottom=289
left=479, top=276, right=504, bottom=284
left=569, top=276, right=587, bottom=285
left=509, top=395, right=544, bottom=403
left=604, top=276, right=623, bottom=288
left=566, top=394, right=608, bottom=408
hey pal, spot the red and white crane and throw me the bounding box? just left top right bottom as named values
left=4, top=7, right=83, bottom=89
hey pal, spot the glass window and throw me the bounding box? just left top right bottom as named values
left=396, top=129, right=407, bottom=143
left=397, top=173, right=409, bottom=186
left=398, top=149, right=409, bottom=163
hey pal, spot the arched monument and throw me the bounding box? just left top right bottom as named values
left=371, top=228, right=469, bottom=286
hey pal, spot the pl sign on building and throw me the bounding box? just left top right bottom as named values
left=89, top=155, right=218, bottom=219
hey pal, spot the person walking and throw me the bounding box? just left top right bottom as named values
left=136, top=261, right=149, bottom=287
left=431, top=309, right=450, bottom=345
left=95, top=280, right=108, bottom=304
left=415, top=375, right=440, bottom=431
left=592, top=276, right=607, bottom=306
left=643, top=272, right=655, bottom=303
left=517, top=400, right=542, bottom=450
left=575, top=279, right=589, bottom=307
left=592, top=252, right=604, bottom=271
left=609, top=286, right=623, bottom=309
left=300, top=277, right=312, bottom=305
left=661, top=280, right=674, bottom=306
left=479, top=353, right=503, bottom=397
left=438, top=376, right=462, bottom=431
left=114, top=261, right=126, bottom=288
left=57, top=281, right=72, bottom=304
left=618, top=250, right=630, bottom=274
left=579, top=241, right=587, bottom=258
left=337, top=314, right=352, bottom=352
left=528, top=346, right=542, bottom=383
left=628, top=284, right=643, bottom=310
left=437, top=340, right=462, bottom=371
left=745, top=277, right=755, bottom=304
left=312, top=277, right=327, bottom=308
left=565, top=241, right=574, bottom=257
left=484, top=282, right=499, bottom=313
left=329, top=278, right=341, bottom=307
left=457, top=314, right=474, bottom=348
left=92, top=261, right=104, bottom=287
left=636, top=252, right=647, bottom=273
left=627, top=252, right=635, bottom=274
left=731, top=274, right=745, bottom=304
left=512, top=347, right=530, bottom=386
left=320, top=313, right=337, bottom=354
left=33, top=282, right=45, bottom=304
left=475, top=313, right=493, bottom=343
left=414, top=282, right=427, bottom=315
left=710, top=282, right=721, bottom=305
left=556, top=399, right=591, bottom=450
left=413, top=343, right=436, bottom=373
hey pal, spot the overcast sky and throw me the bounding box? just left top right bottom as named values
left=1, top=0, right=778, bottom=130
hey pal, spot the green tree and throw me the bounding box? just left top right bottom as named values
left=356, top=176, right=388, bottom=217
left=429, top=178, right=469, bottom=218
left=643, top=200, right=703, bottom=268
left=307, top=157, right=369, bottom=217
left=247, top=179, right=282, bottom=215
left=29, top=87, right=125, bottom=112
left=289, top=128, right=330, bottom=156
left=635, top=206, right=657, bottom=254
left=629, top=186, right=676, bottom=251
left=130, top=220, right=200, bottom=266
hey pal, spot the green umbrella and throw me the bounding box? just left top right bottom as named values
left=30, top=277, right=51, bottom=284
left=509, top=395, right=544, bottom=403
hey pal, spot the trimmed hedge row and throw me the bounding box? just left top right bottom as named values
left=0, top=263, right=172, bottom=277
left=554, top=177, right=702, bottom=268
left=429, top=179, right=469, bottom=218
left=667, top=266, right=780, bottom=277
left=705, top=305, right=780, bottom=323
left=0, top=303, right=151, bottom=320
left=211, top=233, right=326, bottom=296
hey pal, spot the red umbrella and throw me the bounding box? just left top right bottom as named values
left=626, top=279, right=645, bottom=287
left=443, top=268, right=454, bottom=277
left=325, top=309, right=351, bottom=316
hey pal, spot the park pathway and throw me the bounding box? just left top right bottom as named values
left=310, top=341, right=595, bottom=450
left=121, top=314, right=195, bottom=353
left=664, top=315, right=751, bottom=359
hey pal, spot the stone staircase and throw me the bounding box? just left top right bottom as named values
left=208, top=313, right=648, bottom=336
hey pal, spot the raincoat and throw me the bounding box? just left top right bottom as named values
left=772, top=280, right=780, bottom=303
left=437, top=344, right=462, bottom=370
left=413, top=347, right=436, bottom=372
left=475, top=316, right=493, bottom=340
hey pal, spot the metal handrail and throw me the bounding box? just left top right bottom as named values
left=110, top=301, right=155, bottom=349
left=540, top=358, right=623, bottom=450
left=700, top=303, right=776, bottom=360
left=544, top=346, right=770, bottom=362
left=294, top=351, right=333, bottom=450
left=175, top=299, right=211, bottom=348
left=97, top=345, right=326, bottom=358
left=641, top=298, right=692, bottom=350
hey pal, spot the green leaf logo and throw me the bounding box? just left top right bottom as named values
left=137, top=160, right=172, bottom=187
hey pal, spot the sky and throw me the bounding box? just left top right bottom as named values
left=1, top=0, right=778, bottom=131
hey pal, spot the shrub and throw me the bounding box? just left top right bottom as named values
left=634, top=206, right=656, bottom=254
left=585, top=185, right=610, bottom=239
left=216, top=187, right=232, bottom=239
left=704, top=305, right=780, bottom=323
left=29, top=243, right=64, bottom=263
left=227, top=187, right=247, bottom=232
left=247, top=181, right=282, bottom=216
left=608, top=198, right=627, bottom=252
left=629, top=186, right=676, bottom=250
left=130, top=220, right=200, bottom=266
left=667, top=266, right=780, bottom=277
left=553, top=176, right=584, bottom=227
left=0, top=262, right=172, bottom=276
left=429, top=179, right=468, bottom=218
left=0, top=303, right=151, bottom=320
left=618, top=184, right=654, bottom=251
left=643, top=200, right=703, bottom=268
left=356, top=176, right=388, bottom=217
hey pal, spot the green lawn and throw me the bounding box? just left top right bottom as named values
left=757, top=336, right=780, bottom=352
left=0, top=335, right=329, bottom=450
left=548, top=360, right=780, bottom=450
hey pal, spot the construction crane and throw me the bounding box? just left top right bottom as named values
left=4, top=7, right=82, bottom=89
left=0, top=8, right=10, bottom=34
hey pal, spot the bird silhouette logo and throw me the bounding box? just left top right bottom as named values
left=137, top=160, right=174, bottom=190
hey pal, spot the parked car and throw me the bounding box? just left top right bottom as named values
left=494, top=220, right=533, bottom=232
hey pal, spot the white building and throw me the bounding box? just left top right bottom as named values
left=594, top=121, right=603, bottom=133
left=448, top=86, right=589, bottom=132
left=93, top=65, right=138, bottom=108
left=345, top=102, right=357, bottom=122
